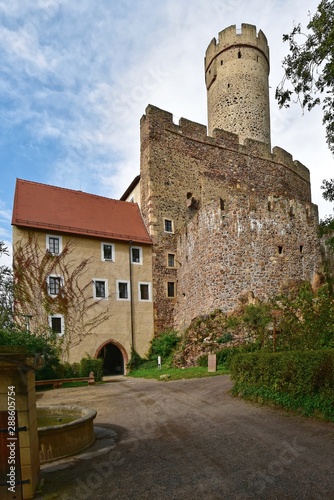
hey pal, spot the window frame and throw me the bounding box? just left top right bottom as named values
left=47, top=275, right=62, bottom=296
left=138, top=282, right=152, bottom=302
left=167, top=281, right=176, bottom=298
left=93, top=278, right=108, bottom=300
left=46, top=234, right=62, bottom=255
left=49, top=314, right=65, bottom=337
left=163, top=218, right=174, bottom=234
left=167, top=253, right=176, bottom=268
left=131, top=246, right=143, bottom=265
left=117, top=280, right=130, bottom=301
left=101, top=242, right=115, bottom=262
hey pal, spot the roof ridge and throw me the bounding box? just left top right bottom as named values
left=15, top=178, right=132, bottom=206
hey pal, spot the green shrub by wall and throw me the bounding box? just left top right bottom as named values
left=230, top=349, right=334, bottom=421
left=79, top=356, right=103, bottom=381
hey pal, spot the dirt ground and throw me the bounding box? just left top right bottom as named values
left=35, top=375, right=334, bottom=500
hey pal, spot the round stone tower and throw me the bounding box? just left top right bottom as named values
left=205, top=24, right=271, bottom=146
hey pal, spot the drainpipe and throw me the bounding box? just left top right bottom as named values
left=129, top=241, right=135, bottom=351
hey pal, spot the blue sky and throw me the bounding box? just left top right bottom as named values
left=0, top=0, right=333, bottom=266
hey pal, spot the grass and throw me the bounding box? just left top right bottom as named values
left=128, top=364, right=229, bottom=380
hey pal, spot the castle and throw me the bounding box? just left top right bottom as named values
left=122, top=23, right=321, bottom=333
left=12, top=24, right=321, bottom=372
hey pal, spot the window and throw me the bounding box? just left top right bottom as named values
left=93, top=279, right=108, bottom=299
left=47, top=235, right=62, bottom=255
left=164, top=219, right=174, bottom=233
left=49, top=315, right=64, bottom=336
left=48, top=276, right=62, bottom=296
left=117, top=280, right=130, bottom=300
left=138, top=282, right=151, bottom=302
left=167, top=281, right=175, bottom=298
left=278, top=246, right=283, bottom=255
left=101, top=243, right=115, bottom=262
left=167, top=253, right=175, bottom=268
left=131, top=246, right=142, bottom=264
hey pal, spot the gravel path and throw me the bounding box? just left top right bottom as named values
left=36, top=375, right=334, bottom=499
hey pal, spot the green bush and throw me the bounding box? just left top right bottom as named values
left=0, top=328, right=61, bottom=380
left=56, top=361, right=80, bottom=379
left=127, top=349, right=145, bottom=371
left=217, top=332, right=233, bottom=344
left=148, top=330, right=180, bottom=360
left=79, top=356, right=103, bottom=382
left=230, top=349, right=334, bottom=420
left=196, top=354, right=208, bottom=367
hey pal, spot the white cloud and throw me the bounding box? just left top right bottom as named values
left=0, top=0, right=332, bottom=234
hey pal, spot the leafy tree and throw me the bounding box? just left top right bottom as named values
left=275, top=0, right=334, bottom=154
left=0, top=241, right=14, bottom=329
left=241, top=303, right=272, bottom=347
left=272, top=282, right=334, bottom=350
left=0, top=327, right=61, bottom=380
left=319, top=179, right=334, bottom=252
left=13, top=233, right=110, bottom=360
left=322, top=178, right=334, bottom=202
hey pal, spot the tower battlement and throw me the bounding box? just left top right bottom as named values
left=205, top=23, right=271, bottom=145
left=205, top=24, right=269, bottom=72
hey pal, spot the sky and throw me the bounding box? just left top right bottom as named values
left=0, top=0, right=333, bottom=267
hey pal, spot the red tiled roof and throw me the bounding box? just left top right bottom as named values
left=12, top=179, right=152, bottom=245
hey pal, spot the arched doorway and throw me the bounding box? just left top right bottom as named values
left=96, top=340, right=127, bottom=375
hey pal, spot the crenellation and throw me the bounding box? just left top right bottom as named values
left=293, top=160, right=310, bottom=182
left=178, top=117, right=207, bottom=139
left=272, top=146, right=293, bottom=165
left=212, top=128, right=239, bottom=145
left=243, top=138, right=271, bottom=158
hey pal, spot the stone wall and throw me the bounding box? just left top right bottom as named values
left=175, top=197, right=321, bottom=330
left=139, top=104, right=320, bottom=333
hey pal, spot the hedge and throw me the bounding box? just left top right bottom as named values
left=230, top=349, right=334, bottom=421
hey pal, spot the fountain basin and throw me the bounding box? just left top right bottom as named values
left=37, top=405, right=97, bottom=464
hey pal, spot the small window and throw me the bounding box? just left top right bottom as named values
left=164, top=219, right=174, bottom=233
left=278, top=246, right=283, bottom=255
left=167, top=281, right=175, bottom=298
left=47, top=235, right=62, bottom=255
left=101, top=243, right=115, bottom=262
left=300, top=245, right=304, bottom=254
left=48, top=276, right=62, bottom=296
left=139, top=282, right=151, bottom=301
left=117, top=281, right=130, bottom=300
left=167, top=253, right=175, bottom=268
left=238, top=50, right=242, bottom=59
left=94, top=279, right=108, bottom=299
left=131, top=247, right=142, bottom=264
left=49, top=315, right=64, bottom=336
